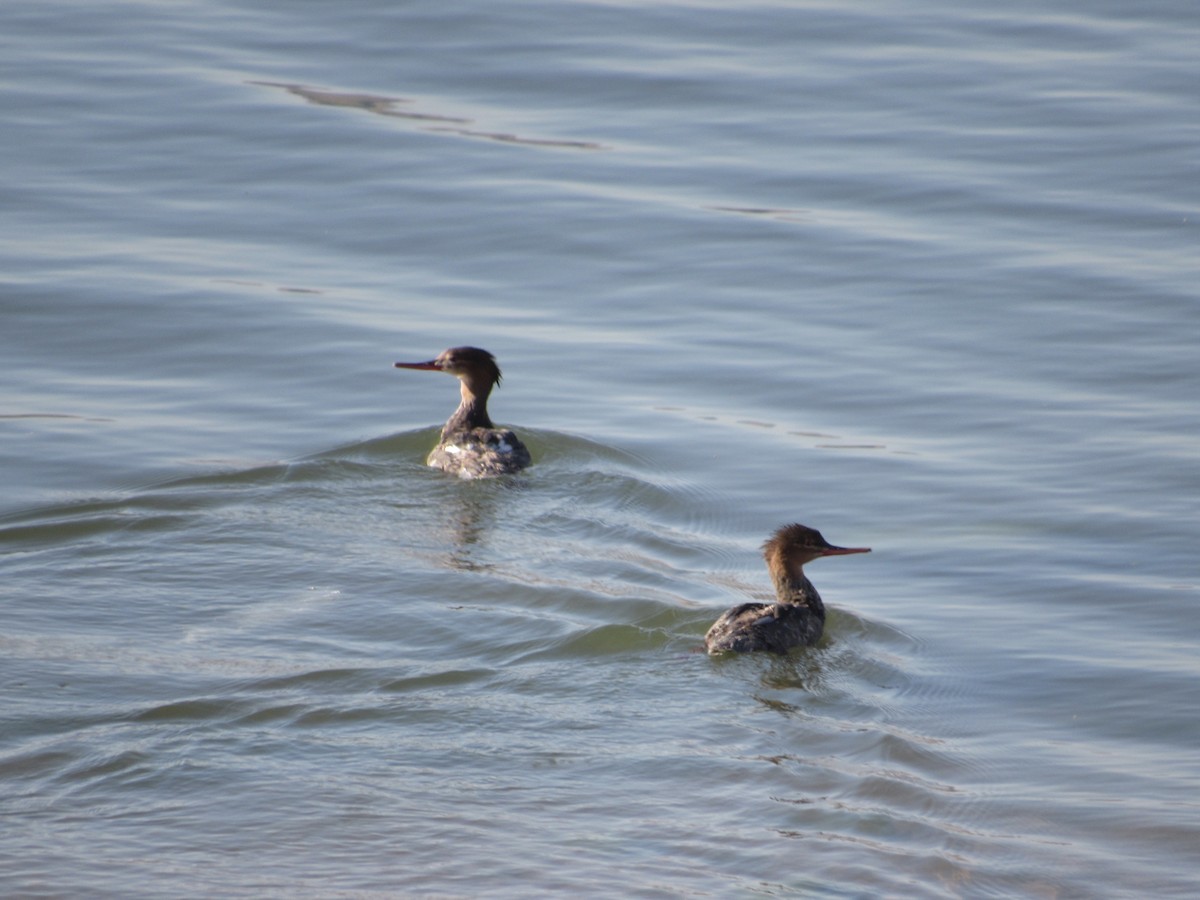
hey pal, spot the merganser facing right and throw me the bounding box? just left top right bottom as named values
left=705, top=523, right=870, bottom=654
left=395, top=346, right=531, bottom=479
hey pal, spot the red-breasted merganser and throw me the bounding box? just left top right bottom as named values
left=394, top=346, right=532, bottom=478
left=705, top=523, right=870, bottom=654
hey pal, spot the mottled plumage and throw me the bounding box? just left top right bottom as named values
left=395, top=346, right=531, bottom=478
left=705, top=523, right=870, bottom=655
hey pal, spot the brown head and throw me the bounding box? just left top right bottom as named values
left=395, top=345, right=504, bottom=411
left=763, top=523, right=871, bottom=579
left=395, top=346, right=502, bottom=387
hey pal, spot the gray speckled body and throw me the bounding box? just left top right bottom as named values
left=704, top=579, right=825, bottom=654
left=705, top=523, right=870, bottom=655
left=428, top=425, right=531, bottom=479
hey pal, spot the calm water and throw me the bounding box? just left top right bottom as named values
left=3, top=0, right=1198, bottom=896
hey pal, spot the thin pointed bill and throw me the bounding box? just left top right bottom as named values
left=818, top=545, right=871, bottom=556
left=394, top=359, right=442, bottom=371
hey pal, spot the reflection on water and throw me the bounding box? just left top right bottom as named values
left=430, top=477, right=528, bottom=574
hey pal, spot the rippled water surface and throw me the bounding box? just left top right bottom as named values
left=3, top=0, right=1199, bottom=896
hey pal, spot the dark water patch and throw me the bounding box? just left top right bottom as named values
left=378, top=666, right=497, bottom=694
left=253, top=80, right=607, bottom=150
left=129, top=697, right=246, bottom=725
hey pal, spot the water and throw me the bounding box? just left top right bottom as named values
left=3, top=0, right=1198, bottom=896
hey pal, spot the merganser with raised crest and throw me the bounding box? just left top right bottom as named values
left=395, top=346, right=532, bottom=479
left=705, top=523, right=870, bottom=654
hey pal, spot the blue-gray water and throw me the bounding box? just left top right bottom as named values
left=2, top=1, right=1198, bottom=896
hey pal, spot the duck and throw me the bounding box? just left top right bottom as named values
left=705, top=523, right=870, bottom=654
left=394, top=346, right=531, bottom=478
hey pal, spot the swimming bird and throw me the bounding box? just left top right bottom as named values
left=705, top=523, right=870, bottom=654
left=394, top=346, right=532, bottom=479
